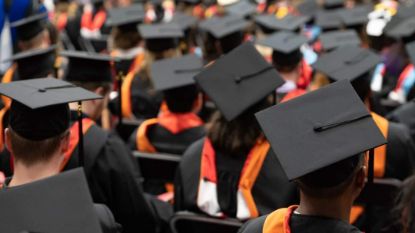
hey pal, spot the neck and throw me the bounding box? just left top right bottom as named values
left=279, top=70, right=299, bottom=83
left=296, top=191, right=352, bottom=222
left=10, top=157, right=62, bottom=187
left=69, top=102, right=94, bottom=120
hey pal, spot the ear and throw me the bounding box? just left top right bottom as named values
left=192, top=93, right=203, bottom=113
left=95, top=86, right=105, bottom=96
left=355, top=165, right=367, bottom=191
left=60, top=132, right=70, bottom=155
left=4, top=128, right=12, bottom=153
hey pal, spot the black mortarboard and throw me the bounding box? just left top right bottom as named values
left=255, top=80, right=386, bottom=181
left=313, top=46, right=381, bottom=82
left=396, top=4, right=415, bottom=19
left=60, top=51, right=116, bottom=83
left=406, top=41, right=415, bottom=65
left=315, top=10, right=342, bottom=31
left=6, top=46, right=57, bottom=80
left=199, top=15, right=249, bottom=39
left=297, top=0, right=319, bottom=18
left=255, top=14, right=310, bottom=33
left=151, top=54, right=202, bottom=91
left=170, top=12, right=198, bottom=31
left=319, top=30, right=361, bottom=51
left=226, top=1, right=257, bottom=18
left=0, top=78, right=101, bottom=141
left=323, top=0, right=344, bottom=9
left=0, top=168, right=103, bottom=233
left=384, top=16, right=415, bottom=41
left=257, top=31, right=307, bottom=67
left=338, top=5, right=372, bottom=27
left=10, top=12, right=48, bottom=41
left=139, top=23, right=184, bottom=52
left=106, top=4, right=145, bottom=32
left=195, top=42, right=284, bottom=121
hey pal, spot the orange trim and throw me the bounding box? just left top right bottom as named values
left=370, top=112, right=389, bottom=178
left=263, top=205, right=297, bottom=233
left=120, top=53, right=145, bottom=119
left=349, top=205, right=364, bottom=224
left=0, top=107, right=9, bottom=151
left=81, top=9, right=107, bottom=31
left=199, top=138, right=270, bottom=218
left=158, top=111, right=204, bottom=134
left=1, top=64, right=16, bottom=107
left=297, top=60, right=312, bottom=90
left=136, top=118, right=159, bottom=153
left=59, top=119, right=95, bottom=171
left=281, top=89, right=306, bottom=103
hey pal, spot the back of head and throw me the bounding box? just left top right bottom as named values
left=164, top=85, right=199, bottom=113
left=219, top=31, right=244, bottom=54
left=272, top=49, right=303, bottom=73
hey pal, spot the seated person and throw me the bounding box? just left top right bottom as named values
left=175, top=43, right=298, bottom=220
left=130, top=54, right=205, bottom=155
left=240, top=80, right=386, bottom=233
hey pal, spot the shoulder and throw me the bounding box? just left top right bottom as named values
left=388, top=121, right=413, bottom=144
left=238, top=215, right=267, bottom=233
left=93, top=204, right=122, bottom=233
left=179, top=138, right=205, bottom=169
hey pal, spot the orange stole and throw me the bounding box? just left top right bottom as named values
left=59, top=118, right=95, bottom=171
left=198, top=138, right=270, bottom=218
left=262, top=205, right=297, bottom=233
left=1, top=64, right=16, bottom=107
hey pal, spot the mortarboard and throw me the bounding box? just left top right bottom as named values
left=338, top=4, right=372, bottom=28
left=297, top=0, right=320, bottom=18
left=384, top=16, right=415, bottom=41
left=0, top=78, right=101, bottom=165
left=312, top=46, right=381, bottom=82
left=10, top=12, right=48, bottom=41
left=151, top=54, right=203, bottom=91
left=60, top=50, right=117, bottom=83
left=255, top=80, right=386, bottom=181
left=170, top=12, right=198, bottom=31
left=257, top=31, right=307, bottom=67
left=319, top=30, right=361, bottom=51
left=139, top=23, right=184, bottom=52
left=5, top=45, right=57, bottom=80
left=106, top=4, right=145, bottom=32
left=406, top=41, right=415, bottom=65
left=199, top=15, right=249, bottom=39
left=255, top=14, right=310, bottom=33
left=195, top=42, right=284, bottom=121
left=226, top=1, right=257, bottom=18
left=0, top=168, right=103, bottom=233
left=315, top=10, right=342, bottom=31
left=323, top=0, right=344, bottom=9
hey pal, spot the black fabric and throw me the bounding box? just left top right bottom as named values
left=238, top=215, right=266, bottom=233
left=63, top=113, right=163, bottom=233
left=93, top=204, right=122, bottom=233
left=388, top=101, right=415, bottom=141
left=174, top=138, right=299, bottom=217
left=130, top=72, right=162, bottom=119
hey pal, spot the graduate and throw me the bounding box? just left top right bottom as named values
left=174, top=42, right=299, bottom=220
left=239, top=80, right=386, bottom=233
left=130, top=54, right=205, bottom=155
left=0, top=78, right=120, bottom=233
left=60, top=50, right=171, bottom=233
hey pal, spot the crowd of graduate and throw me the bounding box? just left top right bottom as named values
left=2, top=0, right=415, bottom=232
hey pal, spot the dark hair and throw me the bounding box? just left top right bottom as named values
left=9, top=128, right=68, bottom=167
left=218, top=31, right=244, bottom=54
left=298, top=154, right=364, bottom=198
left=112, top=27, right=141, bottom=50
left=207, top=95, right=273, bottom=156
left=351, top=72, right=372, bottom=102
left=70, top=81, right=112, bottom=94
left=164, top=85, right=199, bottom=113
left=272, top=50, right=302, bottom=73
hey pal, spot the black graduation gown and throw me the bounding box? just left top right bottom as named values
left=387, top=101, right=415, bottom=142
left=239, top=213, right=362, bottom=233
left=174, top=138, right=299, bottom=217
left=129, top=124, right=206, bottom=155
left=62, top=112, right=169, bottom=233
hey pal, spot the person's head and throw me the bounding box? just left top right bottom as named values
left=111, top=27, right=141, bottom=50
left=18, top=28, right=50, bottom=51
left=296, top=153, right=366, bottom=201
left=215, top=31, right=244, bottom=54
left=11, top=46, right=57, bottom=80
left=164, top=85, right=202, bottom=113
left=272, top=50, right=302, bottom=74
left=5, top=102, right=70, bottom=168
left=11, top=13, right=51, bottom=51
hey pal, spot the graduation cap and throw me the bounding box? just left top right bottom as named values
left=338, top=5, right=372, bottom=28
left=151, top=54, right=203, bottom=91
left=384, top=16, right=415, bottom=41
left=315, top=10, right=342, bottom=31
left=106, top=4, right=145, bottom=32
left=199, top=15, right=249, bottom=39
left=319, top=30, right=361, bottom=51
left=195, top=42, right=284, bottom=121
left=406, top=41, right=415, bottom=65
left=139, top=23, right=184, bottom=52
left=5, top=45, right=57, bottom=80
left=0, top=168, right=103, bottom=233
left=255, top=14, right=310, bottom=33
left=226, top=1, right=257, bottom=18
left=170, top=12, right=198, bottom=31
left=255, top=80, right=386, bottom=182
left=257, top=31, right=307, bottom=67
left=10, top=12, right=48, bottom=41
left=323, top=0, right=344, bottom=9
left=60, top=50, right=118, bottom=83
left=297, top=0, right=320, bottom=18
left=312, top=46, right=381, bottom=82
left=0, top=78, right=101, bottom=165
